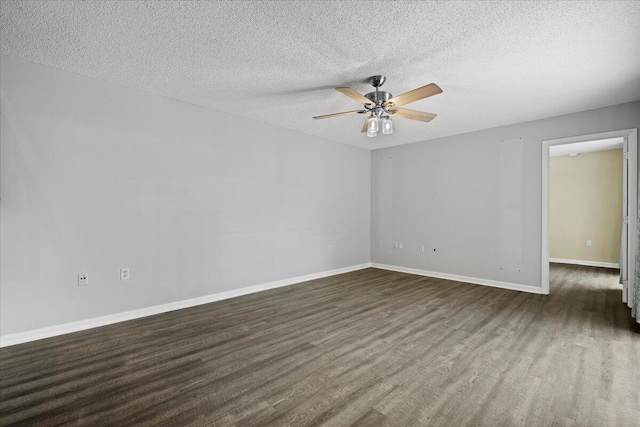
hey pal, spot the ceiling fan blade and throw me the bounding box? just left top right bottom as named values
left=388, top=107, right=437, bottom=122
left=361, top=117, right=369, bottom=133
left=385, top=83, right=442, bottom=107
left=336, top=87, right=373, bottom=105
left=313, top=110, right=366, bottom=120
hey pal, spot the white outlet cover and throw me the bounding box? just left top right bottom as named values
left=399, top=243, right=403, bottom=249
left=420, top=245, right=425, bottom=252
left=120, top=268, right=131, bottom=280
left=587, top=240, right=593, bottom=247
left=78, top=274, right=88, bottom=286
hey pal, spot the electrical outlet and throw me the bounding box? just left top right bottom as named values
left=398, top=242, right=403, bottom=249
left=587, top=240, right=593, bottom=247
left=120, top=268, right=130, bottom=281
left=78, top=274, right=88, bottom=286
left=419, top=245, right=425, bottom=252
left=394, top=241, right=399, bottom=249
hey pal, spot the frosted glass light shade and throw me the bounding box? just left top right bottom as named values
left=367, top=129, right=377, bottom=138
left=367, top=116, right=379, bottom=133
left=382, top=117, right=393, bottom=134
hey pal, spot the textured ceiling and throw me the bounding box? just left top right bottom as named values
left=1, top=1, right=639, bottom=150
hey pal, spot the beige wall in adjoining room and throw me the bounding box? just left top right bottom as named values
left=550, top=149, right=622, bottom=264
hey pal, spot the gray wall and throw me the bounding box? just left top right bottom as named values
left=371, top=101, right=640, bottom=290
left=2, top=52, right=638, bottom=337
left=0, top=56, right=371, bottom=336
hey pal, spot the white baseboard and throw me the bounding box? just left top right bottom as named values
left=0, top=263, right=372, bottom=348
left=370, top=263, right=543, bottom=295
left=1, top=262, right=544, bottom=347
left=549, top=258, right=619, bottom=269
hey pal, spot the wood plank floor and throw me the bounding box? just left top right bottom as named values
left=1, top=264, right=639, bottom=426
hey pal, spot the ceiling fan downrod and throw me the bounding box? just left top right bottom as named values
left=364, top=75, right=392, bottom=110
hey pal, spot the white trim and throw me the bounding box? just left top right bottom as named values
left=549, top=137, right=624, bottom=157
left=0, top=263, right=372, bottom=348
left=541, top=128, right=637, bottom=295
left=628, top=132, right=637, bottom=308
left=549, top=258, right=620, bottom=269
left=371, top=263, right=543, bottom=295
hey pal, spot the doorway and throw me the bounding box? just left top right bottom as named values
left=541, top=129, right=638, bottom=295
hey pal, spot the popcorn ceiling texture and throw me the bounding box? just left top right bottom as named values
left=1, top=1, right=639, bottom=149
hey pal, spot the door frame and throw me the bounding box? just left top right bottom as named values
left=541, top=128, right=638, bottom=294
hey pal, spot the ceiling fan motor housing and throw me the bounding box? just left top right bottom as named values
left=365, top=91, right=393, bottom=104
left=365, top=75, right=392, bottom=105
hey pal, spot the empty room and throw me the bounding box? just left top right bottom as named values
left=1, top=1, right=639, bottom=426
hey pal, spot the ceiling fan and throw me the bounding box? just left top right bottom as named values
left=312, top=75, right=442, bottom=138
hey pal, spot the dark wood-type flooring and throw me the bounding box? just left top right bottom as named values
left=1, top=264, right=639, bottom=426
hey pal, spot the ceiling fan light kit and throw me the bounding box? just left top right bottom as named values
left=313, top=75, right=442, bottom=138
